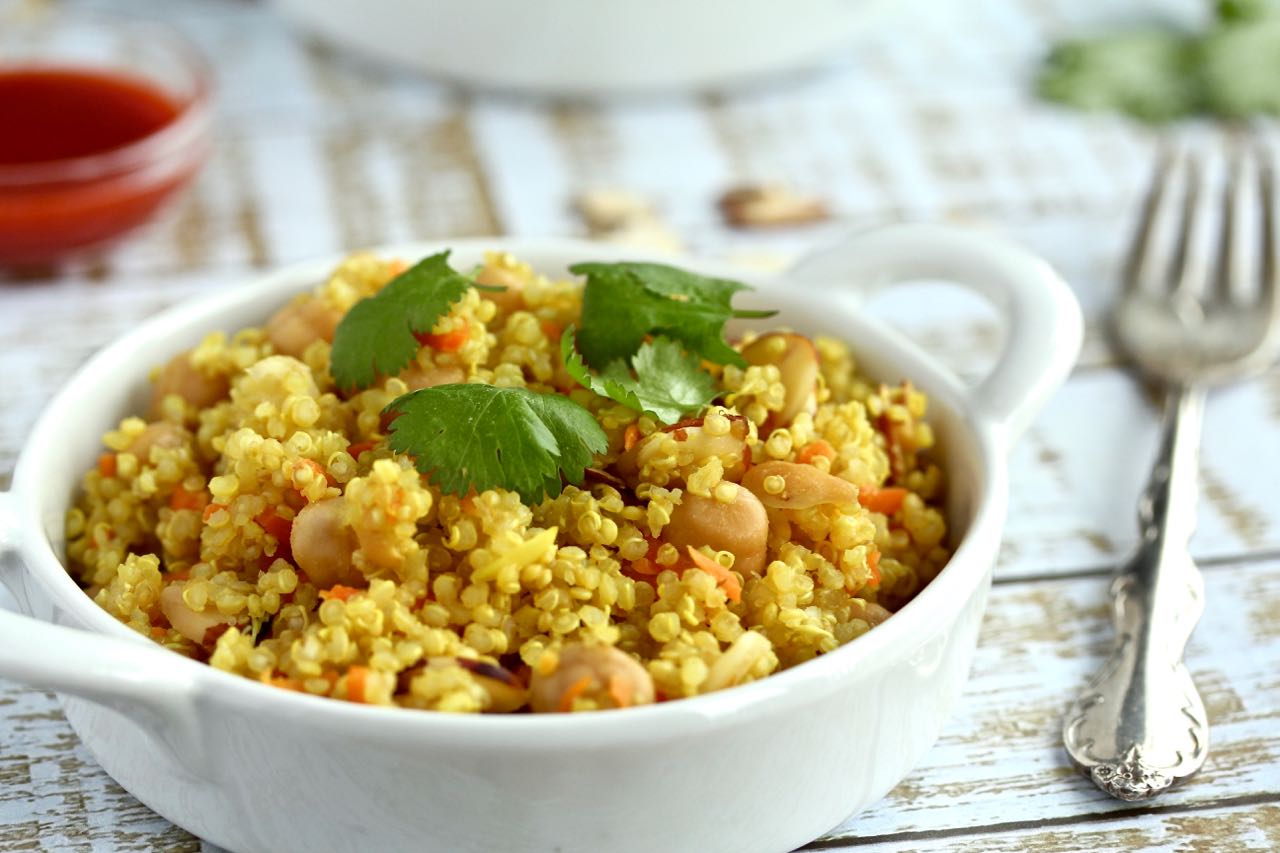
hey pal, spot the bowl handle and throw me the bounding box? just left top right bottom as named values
left=785, top=223, right=1083, bottom=443
left=0, top=490, right=211, bottom=777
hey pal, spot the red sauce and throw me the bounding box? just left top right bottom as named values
left=0, top=66, right=206, bottom=268
left=0, top=69, right=180, bottom=165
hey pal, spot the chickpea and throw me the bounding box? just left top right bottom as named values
left=148, top=351, right=229, bottom=419
left=663, top=488, right=768, bottom=578
left=398, top=364, right=465, bottom=391
left=475, top=262, right=525, bottom=314
left=290, top=497, right=362, bottom=588
left=126, top=422, right=190, bottom=464
left=159, top=584, right=231, bottom=645
left=740, top=333, right=820, bottom=429
left=529, top=644, right=654, bottom=713
left=265, top=296, right=342, bottom=358
left=854, top=600, right=892, bottom=627
left=742, top=460, right=858, bottom=510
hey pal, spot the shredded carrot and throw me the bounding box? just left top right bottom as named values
left=623, top=424, right=642, bottom=451
left=166, top=570, right=190, bottom=581
left=347, top=665, right=371, bottom=703
left=320, top=584, right=362, bottom=602
left=347, top=440, right=377, bottom=459
left=558, top=674, right=594, bottom=712
left=858, top=486, right=908, bottom=516
left=627, top=557, right=661, bottom=577
left=796, top=439, right=836, bottom=465
left=540, top=319, right=563, bottom=343
left=868, top=549, right=882, bottom=587
left=607, top=673, right=633, bottom=709
left=267, top=677, right=303, bottom=692
left=97, top=453, right=117, bottom=478
left=169, top=486, right=209, bottom=512
left=414, top=318, right=470, bottom=353
left=202, top=502, right=226, bottom=522
left=685, top=546, right=742, bottom=603
left=150, top=626, right=167, bottom=640
left=250, top=504, right=291, bottom=545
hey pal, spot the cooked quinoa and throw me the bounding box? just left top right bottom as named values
left=65, top=252, right=950, bottom=713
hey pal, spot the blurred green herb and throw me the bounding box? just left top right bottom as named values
left=1038, top=0, right=1280, bottom=121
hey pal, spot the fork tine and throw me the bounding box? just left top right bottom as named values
left=1210, top=144, right=1244, bottom=305
left=1259, top=143, right=1279, bottom=314
left=1168, top=152, right=1204, bottom=296
left=1123, top=145, right=1177, bottom=296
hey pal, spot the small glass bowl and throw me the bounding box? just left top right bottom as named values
left=0, top=10, right=213, bottom=269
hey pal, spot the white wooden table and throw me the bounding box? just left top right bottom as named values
left=3, top=0, right=1279, bottom=850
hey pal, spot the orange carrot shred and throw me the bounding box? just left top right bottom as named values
left=858, top=486, right=908, bottom=516
left=796, top=439, right=836, bottom=465
left=255, top=506, right=294, bottom=545
left=540, top=319, right=563, bottom=343
left=347, top=440, right=377, bottom=459
left=319, top=584, right=362, bottom=602
left=623, top=424, right=642, bottom=451
left=202, top=502, right=226, bottom=522
left=559, top=674, right=594, bottom=712
left=868, top=549, right=882, bottom=587
left=685, top=546, right=742, bottom=603
left=414, top=318, right=469, bottom=353
left=627, top=557, right=661, bottom=577
left=170, top=486, right=208, bottom=512
left=97, top=453, right=117, bottom=478
left=348, top=665, right=371, bottom=703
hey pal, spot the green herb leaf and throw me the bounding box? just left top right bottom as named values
left=570, top=261, right=774, bottom=369
left=384, top=384, right=608, bottom=504
left=330, top=252, right=472, bottom=391
left=561, top=328, right=717, bottom=424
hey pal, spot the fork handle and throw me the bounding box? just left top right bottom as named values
left=1062, top=383, right=1210, bottom=800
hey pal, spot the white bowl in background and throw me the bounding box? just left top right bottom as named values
left=270, top=0, right=896, bottom=96
left=0, top=225, right=1080, bottom=852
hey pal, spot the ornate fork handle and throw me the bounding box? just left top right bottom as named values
left=1063, top=384, right=1210, bottom=800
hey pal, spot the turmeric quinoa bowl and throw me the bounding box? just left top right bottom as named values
left=0, top=229, right=1081, bottom=853
left=68, top=249, right=950, bottom=713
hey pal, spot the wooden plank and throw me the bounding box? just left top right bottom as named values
left=810, top=799, right=1280, bottom=851
left=816, top=557, right=1280, bottom=843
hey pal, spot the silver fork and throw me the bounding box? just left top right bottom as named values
left=1062, top=144, right=1280, bottom=801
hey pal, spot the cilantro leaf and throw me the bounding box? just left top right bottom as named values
left=561, top=328, right=717, bottom=424
left=330, top=252, right=472, bottom=390
left=571, top=261, right=774, bottom=369
left=384, top=384, right=607, bottom=504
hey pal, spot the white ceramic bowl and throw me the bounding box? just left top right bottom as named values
left=270, top=0, right=894, bottom=96
left=0, top=225, right=1080, bottom=853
